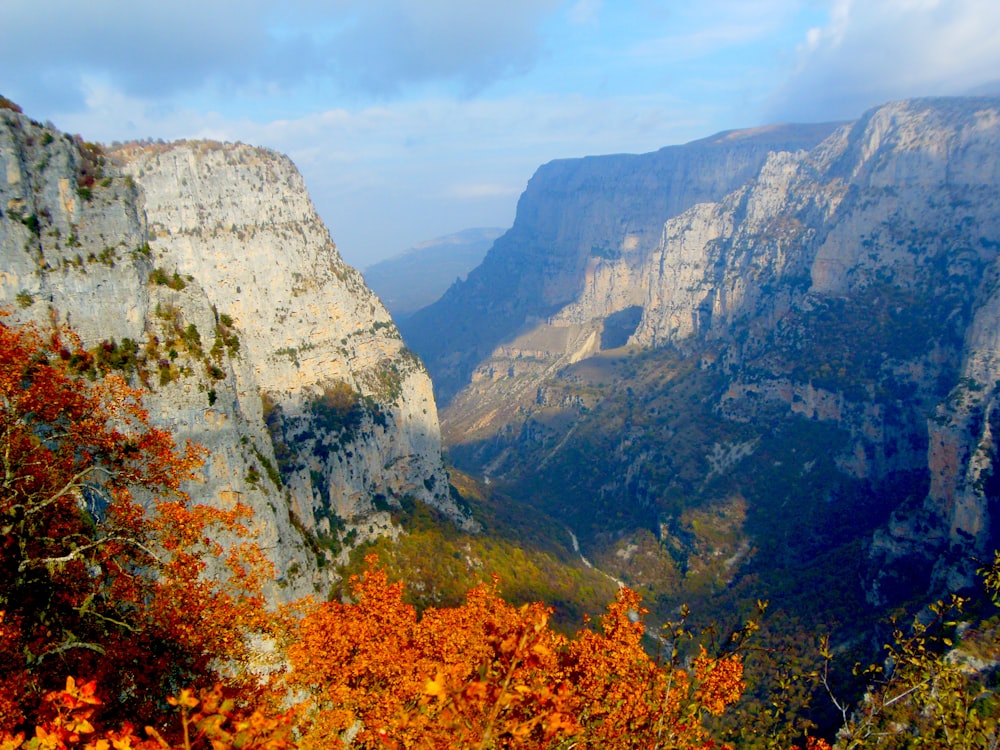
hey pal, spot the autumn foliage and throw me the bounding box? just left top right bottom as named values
left=0, top=316, right=276, bottom=741
left=0, top=676, right=293, bottom=750
left=280, top=558, right=745, bottom=748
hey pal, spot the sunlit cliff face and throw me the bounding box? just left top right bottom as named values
left=0, top=112, right=469, bottom=600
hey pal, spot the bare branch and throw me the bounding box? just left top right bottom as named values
left=18, top=531, right=164, bottom=573
left=37, top=639, right=107, bottom=662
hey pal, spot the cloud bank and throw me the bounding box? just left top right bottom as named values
left=766, top=0, right=1000, bottom=122
left=0, top=0, right=562, bottom=113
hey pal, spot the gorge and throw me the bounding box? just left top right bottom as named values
left=402, top=96, right=1000, bottom=628
left=4, top=90, right=1000, bottom=745
left=4, top=93, right=1000, bottom=646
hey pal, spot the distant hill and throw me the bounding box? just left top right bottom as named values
left=363, top=228, right=504, bottom=319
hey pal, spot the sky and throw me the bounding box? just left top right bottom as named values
left=3, top=1, right=999, bottom=268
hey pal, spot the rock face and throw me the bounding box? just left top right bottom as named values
left=400, top=122, right=841, bottom=403
left=404, top=97, right=1000, bottom=607
left=0, top=108, right=469, bottom=599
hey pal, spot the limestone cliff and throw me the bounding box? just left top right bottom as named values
left=400, top=122, right=841, bottom=404
left=405, top=97, right=1000, bottom=608
left=629, top=98, right=1000, bottom=598
left=632, top=99, right=1000, bottom=347
left=0, top=107, right=468, bottom=599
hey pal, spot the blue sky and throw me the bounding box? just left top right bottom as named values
left=3, top=1, right=999, bottom=267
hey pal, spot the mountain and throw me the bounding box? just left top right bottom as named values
left=363, top=228, right=504, bottom=319
left=401, top=97, right=1000, bottom=623
left=400, top=123, right=842, bottom=403
left=0, top=105, right=472, bottom=599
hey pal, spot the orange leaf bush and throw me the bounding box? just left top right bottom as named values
left=0, top=678, right=294, bottom=750
left=0, top=317, right=276, bottom=738
left=279, top=556, right=745, bottom=748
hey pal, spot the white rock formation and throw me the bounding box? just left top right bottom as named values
left=0, top=110, right=470, bottom=600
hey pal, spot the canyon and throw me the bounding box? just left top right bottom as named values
left=402, top=97, right=1000, bottom=617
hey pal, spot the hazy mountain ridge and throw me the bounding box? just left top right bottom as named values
left=363, top=228, right=503, bottom=319
left=403, top=97, right=1000, bottom=614
left=0, top=108, right=470, bottom=598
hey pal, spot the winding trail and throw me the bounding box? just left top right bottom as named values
left=566, top=527, right=626, bottom=589
left=566, top=527, right=672, bottom=647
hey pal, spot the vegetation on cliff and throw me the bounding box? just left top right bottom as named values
left=0, top=315, right=275, bottom=735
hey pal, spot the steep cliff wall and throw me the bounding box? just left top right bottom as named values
left=633, top=98, right=1000, bottom=346
left=407, top=97, right=1000, bottom=608
left=0, top=108, right=468, bottom=599
left=401, top=122, right=840, bottom=403
left=628, top=98, right=1000, bottom=596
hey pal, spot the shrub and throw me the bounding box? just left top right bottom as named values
left=150, top=268, right=186, bottom=290
left=0, top=317, right=274, bottom=736
left=0, top=96, right=23, bottom=113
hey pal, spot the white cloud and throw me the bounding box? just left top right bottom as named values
left=318, top=0, right=564, bottom=95
left=628, top=20, right=780, bottom=63
left=0, top=0, right=565, bottom=114
left=0, top=1, right=272, bottom=109
left=767, top=0, right=1000, bottom=122
left=258, top=94, right=709, bottom=263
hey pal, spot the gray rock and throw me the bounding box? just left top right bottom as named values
left=0, top=112, right=471, bottom=601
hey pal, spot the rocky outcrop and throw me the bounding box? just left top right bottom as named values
left=634, top=99, right=1000, bottom=347
left=0, top=108, right=469, bottom=599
